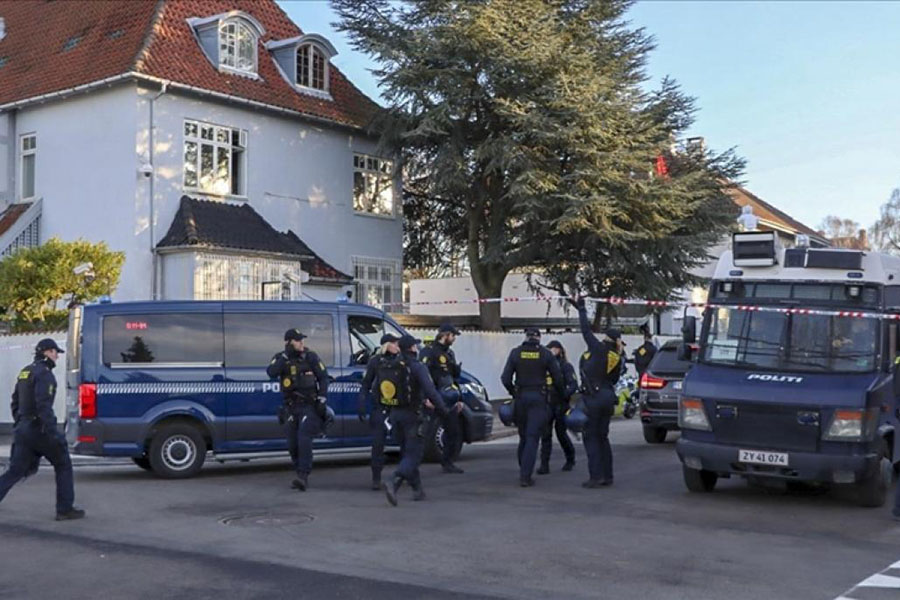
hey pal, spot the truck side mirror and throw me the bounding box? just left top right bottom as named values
left=681, top=316, right=697, bottom=345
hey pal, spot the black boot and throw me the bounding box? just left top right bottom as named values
left=383, top=476, right=402, bottom=506
left=412, top=482, right=426, bottom=502
left=562, top=460, right=575, bottom=472
left=55, top=507, right=86, bottom=521
left=519, top=477, right=535, bottom=487
left=371, top=469, right=382, bottom=491
left=291, top=476, right=308, bottom=492
left=442, top=462, right=464, bottom=474
left=582, top=479, right=602, bottom=489
left=536, top=462, right=550, bottom=475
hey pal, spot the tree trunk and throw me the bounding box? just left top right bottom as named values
left=471, top=266, right=506, bottom=331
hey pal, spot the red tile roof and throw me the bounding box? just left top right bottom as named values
left=0, top=0, right=379, bottom=129
left=0, top=202, right=31, bottom=238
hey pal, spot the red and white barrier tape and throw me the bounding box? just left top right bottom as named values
left=378, top=295, right=898, bottom=321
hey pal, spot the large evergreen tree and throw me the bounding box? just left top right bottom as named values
left=334, top=0, right=741, bottom=328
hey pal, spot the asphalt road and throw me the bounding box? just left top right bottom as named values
left=1, top=419, right=898, bottom=600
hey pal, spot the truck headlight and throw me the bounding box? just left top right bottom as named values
left=679, top=397, right=711, bottom=431
left=461, top=383, right=488, bottom=409
left=823, top=409, right=874, bottom=442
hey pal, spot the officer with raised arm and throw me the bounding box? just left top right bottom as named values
left=500, top=327, right=565, bottom=487
left=0, top=338, right=84, bottom=520
left=570, top=298, right=623, bottom=488
left=420, top=323, right=465, bottom=474
left=380, top=335, right=448, bottom=506
left=357, top=333, right=402, bottom=490
left=267, top=329, right=329, bottom=492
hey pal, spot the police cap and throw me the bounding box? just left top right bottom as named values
left=524, top=327, right=541, bottom=338
left=603, top=328, right=622, bottom=341
left=438, top=323, right=461, bottom=336
left=35, top=338, right=64, bottom=354
left=380, top=333, right=401, bottom=345
left=398, top=334, right=422, bottom=351
left=284, top=328, right=307, bottom=342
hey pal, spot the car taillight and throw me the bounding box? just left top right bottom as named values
left=640, top=373, right=667, bottom=390
left=79, top=383, right=97, bottom=419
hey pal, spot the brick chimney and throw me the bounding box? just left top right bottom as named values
left=858, top=229, right=869, bottom=250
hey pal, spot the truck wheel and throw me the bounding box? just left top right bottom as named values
left=643, top=426, right=667, bottom=444
left=424, top=417, right=464, bottom=463
left=623, top=403, right=637, bottom=419
left=132, top=457, right=152, bottom=471
left=683, top=465, right=718, bottom=493
left=148, top=423, right=207, bottom=479
left=857, top=454, right=892, bottom=508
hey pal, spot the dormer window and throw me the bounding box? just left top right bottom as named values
left=297, top=44, right=326, bottom=90
left=219, top=19, right=256, bottom=74
left=187, top=11, right=266, bottom=78
left=267, top=34, right=337, bottom=100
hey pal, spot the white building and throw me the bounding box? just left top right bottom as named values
left=0, top=1, right=402, bottom=304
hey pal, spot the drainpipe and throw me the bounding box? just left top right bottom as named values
left=148, top=81, right=168, bottom=300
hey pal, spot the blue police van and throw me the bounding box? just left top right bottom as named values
left=64, top=300, right=492, bottom=478
left=677, top=231, right=900, bottom=507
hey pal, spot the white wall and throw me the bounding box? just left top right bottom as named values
left=160, top=251, right=194, bottom=299
left=0, top=332, right=67, bottom=425
left=144, top=88, right=403, bottom=295
left=15, top=84, right=144, bottom=299
left=407, top=328, right=677, bottom=401
left=0, top=112, right=11, bottom=207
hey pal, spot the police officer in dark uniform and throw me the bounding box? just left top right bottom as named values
left=0, top=338, right=84, bottom=520
left=537, top=341, right=578, bottom=474
left=571, top=298, right=622, bottom=488
left=357, top=332, right=402, bottom=490
left=379, top=334, right=448, bottom=506
left=632, top=327, right=657, bottom=378
left=267, top=329, right=329, bottom=492
left=420, top=323, right=465, bottom=474
left=500, top=327, right=565, bottom=487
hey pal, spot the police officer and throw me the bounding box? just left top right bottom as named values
left=0, top=339, right=84, bottom=520
left=500, top=327, right=565, bottom=487
left=357, top=333, right=402, bottom=490
left=267, top=329, right=329, bottom=492
left=420, top=323, right=465, bottom=474
left=571, top=298, right=622, bottom=488
left=632, top=327, right=657, bottom=378
left=538, top=341, right=578, bottom=474
left=380, top=335, right=448, bottom=506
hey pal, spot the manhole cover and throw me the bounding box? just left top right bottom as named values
left=219, top=512, right=314, bottom=528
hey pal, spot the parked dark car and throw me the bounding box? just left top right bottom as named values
left=639, top=340, right=692, bottom=443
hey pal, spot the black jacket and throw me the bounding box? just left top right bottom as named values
left=549, top=358, right=578, bottom=403
left=420, top=341, right=461, bottom=389
left=266, top=345, right=329, bottom=399
left=11, top=357, right=58, bottom=426
left=358, top=351, right=448, bottom=416
left=577, top=306, right=622, bottom=391
left=500, top=339, right=565, bottom=398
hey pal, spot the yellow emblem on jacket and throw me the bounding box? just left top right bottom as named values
left=520, top=351, right=540, bottom=360
left=607, top=351, right=620, bottom=374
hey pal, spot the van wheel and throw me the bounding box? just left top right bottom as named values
left=424, top=417, right=464, bottom=463
left=857, top=451, right=891, bottom=508
left=643, top=426, right=667, bottom=444
left=148, top=423, right=206, bottom=479
left=683, top=465, right=717, bottom=493
left=132, top=457, right=152, bottom=471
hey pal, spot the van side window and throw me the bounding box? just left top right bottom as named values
left=102, top=314, right=223, bottom=365
left=224, top=313, right=335, bottom=368
left=348, top=315, right=403, bottom=366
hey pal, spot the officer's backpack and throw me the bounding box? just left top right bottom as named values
left=376, top=355, right=411, bottom=407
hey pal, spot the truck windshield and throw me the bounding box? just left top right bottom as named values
left=702, top=306, right=879, bottom=373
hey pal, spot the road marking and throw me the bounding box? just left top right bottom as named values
left=836, top=558, right=900, bottom=599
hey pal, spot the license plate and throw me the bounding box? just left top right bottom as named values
left=672, top=381, right=683, bottom=390
left=739, top=449, right=789, bottom=466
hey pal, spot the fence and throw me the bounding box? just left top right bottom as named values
left=0, top=331, right=66, bottom=428
left=407, top=329, right=677, bottom=401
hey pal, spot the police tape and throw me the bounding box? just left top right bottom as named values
left=378, top=294, right=900, bottom=321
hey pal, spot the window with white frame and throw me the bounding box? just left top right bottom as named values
left=296, top=43, right=327, bottom=91
left=353, top=154, right=394, bottom=216
left=194, top=253, right=303, bottom=301
left=352, top=257, right=401, bottom=309
left=183, top=120, right=246, bottom=196
left=20, top=134, right=36, bottom=200
left=218, top=19, right=257, bottom=74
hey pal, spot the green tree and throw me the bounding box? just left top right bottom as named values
left=334, top=0, right=741, bottom=328
left=0, top=237, right=125, bottom=330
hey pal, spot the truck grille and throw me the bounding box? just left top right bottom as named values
left=712, top=401, right=819, bottom=453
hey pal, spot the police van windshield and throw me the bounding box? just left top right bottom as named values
left=701, top=306, right=879, bottom=373
left=348, top=315, right=405, bottom=365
